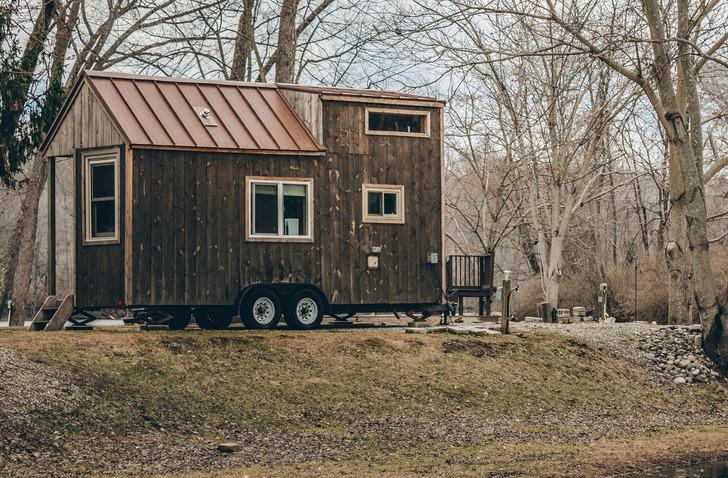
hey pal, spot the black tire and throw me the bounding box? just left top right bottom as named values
left=166, top=311, right=191, bottom=330
left=194, top=308, right=233, bottom=330
left=285, top=289, right=324, bottom=330
left=239, top=288, right=282, bottom=329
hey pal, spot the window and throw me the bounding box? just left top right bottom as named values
left=362, top=184, right=405, bottom=224
left=246, top=177, right=313, bottom=241
left=365, top=108, right=430, bottom=137
left=83, top=150, right=119, bottom=244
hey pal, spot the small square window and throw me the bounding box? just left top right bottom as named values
left=362, top=184, right=405, bottom=224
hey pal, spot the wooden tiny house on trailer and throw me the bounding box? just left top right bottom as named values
left=37, top=70, right=468, bottom=330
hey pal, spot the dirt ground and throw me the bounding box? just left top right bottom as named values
left=0, top=317, right=727, bottom=477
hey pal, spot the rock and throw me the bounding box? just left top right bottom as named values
left=677, top=359, right=690, bottom=369
left=217, top=442, right=241, bottom=453
left=674, top=377, right=686, bottom=384
left=524, top=316, right=543, bottom=323
left=694, top=335, right=702, bottom=348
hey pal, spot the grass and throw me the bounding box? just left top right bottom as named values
left=0, top=328, right=726, bottom=477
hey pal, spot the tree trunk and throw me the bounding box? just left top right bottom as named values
left=6, top=0, right=78, bottom=324
left=230, top=0, right=255, bottom=81
left=8, top=154, right=47, bottom=325
left=665, top=203, right=691, bottom=325
left=274, top=0, right=299, bottom=83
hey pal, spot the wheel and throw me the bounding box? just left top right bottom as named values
left=194, top=308, right=232, bottom=330
left=166, top=311, right=191, bottom=330
left=285, top=289, right=324, bottom=330
left=239, top=288, right=282, bottom=329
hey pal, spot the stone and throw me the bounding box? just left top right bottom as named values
left=407, top=321, right=434, bottom=328
left=524, top=316, right=543, bottom=323
left=678, top=359, right=690, bottom=369
left=405, top=326, right=446, bottom=334
left=217, top=442, right=241, bottom=453
left=446, top=326, right=474, bottom=335
left=694, top=335, right=702, bottom=348
left=673, top=377, right=686, bottom=384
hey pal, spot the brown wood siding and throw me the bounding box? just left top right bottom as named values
left=46, top=83, right=125, bottom=158
left=74, top=146, right=126, bottom=307
left=129, top=101, right=441, bottom=307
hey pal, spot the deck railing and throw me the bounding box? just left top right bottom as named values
left=446, top=254, right=495, bottom=292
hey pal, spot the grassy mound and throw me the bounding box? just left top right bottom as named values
left=0, top=329, right=726, bottom=477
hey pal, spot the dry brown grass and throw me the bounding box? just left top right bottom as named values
left=0, top=328, right=726, bottom=477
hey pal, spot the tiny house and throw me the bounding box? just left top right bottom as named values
left=38, top=71, right=448, bottom=329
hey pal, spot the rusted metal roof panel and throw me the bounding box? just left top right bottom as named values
left=83, top=71, right=325, bottom=155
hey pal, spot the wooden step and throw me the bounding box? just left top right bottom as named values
left=45, top=295, right=74, bottom=331
left=29, top=296, right=57, bottom=331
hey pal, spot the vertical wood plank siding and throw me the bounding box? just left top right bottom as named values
left=74, top=146, right=126, bottom=306
left=129, top=100, right=442, bottom=306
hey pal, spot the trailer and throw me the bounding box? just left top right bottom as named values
left=33, top=70, right=462, bottom=330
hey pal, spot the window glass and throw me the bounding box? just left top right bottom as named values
left=384, top=193, right=397, bottom=215
left=368, top=111, right=425, bottom=134
left=253, top=184, right=278, bottom=234
left=283, top=184, right=307, bottom=236
left=92, top=200, right=115, bottom=236
left=368, top=191, right=382, bottom=215
left=362, top=184, right=404, bottom=224
left=88, top=161, right=116, bottom=238
left=91, top=164, right=115, bottom=198
left=249, top=179, right=312, bottom=239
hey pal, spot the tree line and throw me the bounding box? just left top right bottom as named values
left=1, top=0, right=727, bottom=370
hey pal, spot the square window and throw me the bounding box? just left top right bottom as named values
left=247, top=177, right=313, bottom=241
left=362, top=184, right=405, bottom=224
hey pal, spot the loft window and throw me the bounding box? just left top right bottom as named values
left=83, top=150, right=119, bottom=244
left=247, top=177, right=313, bottom=242
left=365, top=108, right=430, bottom=137
left=362, top=184, right=405, bottom=224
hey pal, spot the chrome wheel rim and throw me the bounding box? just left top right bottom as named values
left=296, top=298, right=318, bottom=325
left=252, top=297, right=275, bottom=324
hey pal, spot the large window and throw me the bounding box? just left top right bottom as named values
left=365, top=108, right=430, bottom=137
left=83, top=149, right=119, bottom=244
left=246, top=177, right=313, bottom=241
left=362, top=184, right=405, bottom=224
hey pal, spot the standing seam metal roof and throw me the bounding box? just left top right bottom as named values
left=80, top=70, right=325, bottom=155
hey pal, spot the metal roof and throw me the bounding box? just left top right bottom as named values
left=79, top=71, right=325, bottom=155
left=276, top=83, right=445, bottom=104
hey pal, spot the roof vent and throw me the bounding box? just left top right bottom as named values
left=196, top=106, right=217, bottom=127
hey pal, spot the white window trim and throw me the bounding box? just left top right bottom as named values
left=362, top=183, right=405, bottom=224
left=365, top=107, right=431, bottom=138
left=82, top=149, right=120, bottom=245
left=245, top=176, right=314, bottom=243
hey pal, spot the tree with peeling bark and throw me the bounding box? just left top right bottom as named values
left=428, top=0, right=728, bottom=369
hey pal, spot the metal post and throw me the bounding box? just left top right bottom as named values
left=501, top=270, right=511, bottom=334
left=633, top=259, right=638, bottom=322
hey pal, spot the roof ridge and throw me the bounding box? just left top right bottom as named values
left=83, top=70, right=279, bottom=89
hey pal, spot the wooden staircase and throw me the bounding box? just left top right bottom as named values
left=29, top=295, right=74, bottom=331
